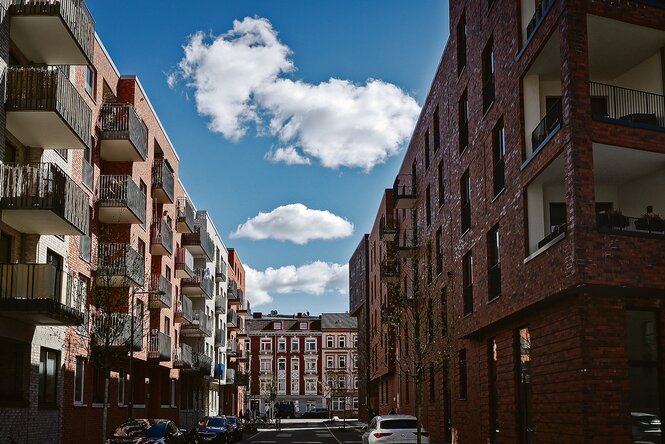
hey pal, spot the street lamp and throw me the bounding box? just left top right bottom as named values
left=128, top=288, right=165, bottom=420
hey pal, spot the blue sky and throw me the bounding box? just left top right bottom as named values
left=87, top=0, right=450, bottom=314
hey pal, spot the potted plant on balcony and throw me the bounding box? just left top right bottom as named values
left=635, top=211, right=665, bottom=233
left=605, top=209, right=629, bottom=229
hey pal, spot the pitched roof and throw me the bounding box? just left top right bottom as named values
left=321, top=312, right=357, bottom=330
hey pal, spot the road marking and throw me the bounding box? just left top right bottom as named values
left=324, top=423, right=344, bottom=444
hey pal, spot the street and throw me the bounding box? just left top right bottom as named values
left=241, top=420, right=363, bottom=444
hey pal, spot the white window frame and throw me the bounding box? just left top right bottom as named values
left=305, top=358, right=317, bottom=372
left=299, top=322, right=308, bottom=330
left=277, top=378, right=286, bottom=394
left=260, top=338, right=272, bottom=351
left=278, top=337, right=287, bottom=352
left=326, top=335, right=334, bottom=348
left=291, top=380, right=299, bottom=394
left=338, top=336, right=346, bottom=348
left=305, top=379, right=317, bottom=394
left=278, top=357, right=286, bottom=372
left=326, top=356, right=334, bottom=368
left=274, top=322, right=282, bottom=330
left=305, top=338, right=317, bottom=352
left=291, top=337, right=299, bottom=351
left=353, top=397, right=359, bottom=410
left=338, top=375, right=346, bottom=389
left=354, top=376, right=358, bottom=389
left=260, top=359, right=272, bottom=372
left=291, top=358, right=299, bottom=373
left=338, top=355, right=346, bottom=368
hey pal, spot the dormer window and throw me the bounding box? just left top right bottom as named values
left=299, top=322, right=308, bottom=330
left=274, top=322, right=282, bottom=330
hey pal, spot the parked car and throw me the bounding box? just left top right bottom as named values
left=107, top=419, right=189, bottom=444
left=362, top=415, right=430, bottom=444
left=302, top=408, right=329, bottom=419
left=225, top=416, right=243, bottom=441
left=193, top=416, right=232, bottom=444
left=632, top=412, right=662, bottom=443
left=275, top=401, right=296, bottom=419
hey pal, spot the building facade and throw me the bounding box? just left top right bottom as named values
left=321, top=313, right=359, bottom=419
left=350, top=0, right=665, bottom=443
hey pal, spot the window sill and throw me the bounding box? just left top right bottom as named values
left=492, top=187, right=506, bottom=202
left=74, top=403, right=88, bottom=407
left=524, top=231, right=566, bottom=264
left=461, top=227, right=471, bottom=238
left=488, top=295, right=501, bottom=304
left=459, top=146, right=469, bottom=157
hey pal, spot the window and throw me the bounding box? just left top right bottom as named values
left=85, top=65, right=96, bottom=99
left=305, top=379, right=317, bottom=394
left=74, top=357, right=85, bottom=404
left=353, top=397, right=359, bottom=410
left=354, top=355, right=358, bottom=369
left=278, top=338, right=286, bottom=352
left=488, top=338, right=499, bottom=443
left=354, top=376, right=359, bottom=389
left=457, top=13, right=467, bottom=74
left=492, top=119, right=506, bottom=196
left=463, top=251, right=473, bottom=315
left=482, top=38, right=495, bottom=113
left=338, top=336, right=346, bottom=348
left=436, top=227, right=443, bottom=275
left=338, top=376, right=346, bottom=389
left=291, top=358, right=299, bottom=372
left=278, top=379, right=286, bottom=394
left=274, top=322, right=282, bottom=330
left=291, top=337, right=299, bottom=352
left=332, top=397, right=344, bottom=410
left=0, top=340, right=25, bottom=405
left=427, top=298, right=434, bottom=344
left=426, top=185, right=432, bottom=226
left=291, top=380, right=299, bottom=394
left=517, top=328, right=533, bottom=444
left=459, top=92, right=469, bottom=153
left=437, top=160, right=445, bottom=206
left=278, top=358, right=286, bottom=372
left=424, top=129, right=430, bottom=170
left=39, top=348, right=59, bottom=406
left=327, top=335, right=334, bottom=348
left=305, top=338, right=317, bottom=352
left=305, top=358, right=317, bottom=372
left=339, top=355, right=346, bottom=368
left=327, top=356, right=334, bottom=368
left=461, top=170, right=471, bottom=233
left=441, top=286, right=448, bottom=337
left=433, top=106, right=441, bottom=151
left=458, top=349, right=467, bottom=400
left=260, top=359, right=272, bottom=372
left=488, top=225, right=501, bottom=301
left=353, top=335, right=358, bottom=348
left=260, top=338, right=272, bottom=352
left=299, top=322, right=308, bottom=330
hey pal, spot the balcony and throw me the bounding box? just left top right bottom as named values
left=97, top=175, right=146, bottom=225
left=215, top=329, right=226, bottom=348
left=181, top=269, right=214, bottom=300
left=181, top=227, right=214, bottom=261
left=176, top=197, right=195, bottom=233
left=6, top=66, right=91, bottom=149
left=379, top=260, right=399, bottom=284
left=181, top=309, right=212, bottom=337
left=99, top=104, right=148, bottom=161
left=92, top=312, right=142, bottom=351
left=9, top=0, right=94, bottom=65
left=593, top=143, right=665, bottom=240
left=379, top=214, right=397, bottom=242
left=148, top=274, right=172, bottom=309
left=175, top=247, right=194, bottom=279
left=227, top=339, right=238, bottom=356
left=173, top=343, right=193, bottom=369
left=150, top=217, right=173, bottom=256
left=0, top=263, right=85, bottom=325
left=259, top=348, right=273, bottom=356
left=191, top=352, right=213, bottom=376
left=227, top=279, right=239, bottom=302
left=152, top=158, right=174, bottom=204
left=522, top=0, right=555, bottom=46
left=215, top=260, right=227, bottom=282
left=215, top=297, right=226, bottom=314
left=97, top=243, right=145, bottom=287
left=589, top=82, right=664, bottom=132
left=0, top=162, right=89, bottom=235
left=147, top=329, right=171, bottom=362
left=395, top=228, right=418, bottom=258
left=393, top=174, right=416, bottom=209
left=237, top=288, right=244, bottom=305
left=227, top=309, right=239, bottom=331
left=174, top=295, right=193, bottom=324
left=304, top=368, right=317, bottom=375
left=226, top=368, right=236, bottom=385
left=237, top=300, right=251, bottom=316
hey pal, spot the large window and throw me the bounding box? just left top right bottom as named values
left=327, top=356, right=334, bottom=369
left=338, top=336, right=346, bottom=348
left=260, top=359, right=272, bottom=372
left=426, top=185, right=432, bottom=227
left=278, top=338, right=286, bottom=352
left=488, top=225, right=501, bottom=301
left=291, top=337, right=300, bottom=352
left=459, top=92, right=469, bottom=153
left=278, top=379, right=286, bottom=394
left=327, top=335, right=334, bottom=348
left=332, top=397, right=344, bottom=410
left=517, top=328, right=533, bottom=444
left=461, top=170, right=471, bottom=233
left=492, top=119, right=506, bottom=196
left=39, top=348, right=59, bottom=407
left=463, top=251, right=473, bottom=315
left=339, top=355, right=346, bottom=368
left=291, top=358, right=300, bottom=372
left=305, top=338, right=317, bottom=352
left=291, top=380, right=299, bottom=394
left=278, top=358, right=286, bottom=372
left=305, top=379, right=317, bottom=394
left=482, top=38, right=495, bottom=113
left=74, top=357, right=85, bottom=405
left=457, top=13, right=467, bottom=75
left=438, top=160, right=445, bottom=207
left=260, top=338, right=272, bottom=352
left=305, top=358, right=317, bottom=372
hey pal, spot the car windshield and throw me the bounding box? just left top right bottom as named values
left=112, top=420, right=166, bottom=438
left=227, top=417, right=237, bottom=425
left=381, top=419, right=419, bottom=430
left=206, top=417, right=227, bottom=428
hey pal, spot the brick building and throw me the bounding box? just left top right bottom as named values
left=321, top=313, right=359, bottom=419
left=349, top=0, right=665, bottom=443
left=0, top=1, right=247, bottom=442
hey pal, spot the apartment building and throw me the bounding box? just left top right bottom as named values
left=350, top=0, right=665, bottom=442
left=321, top=313, right=358, bottom=419
left=247, top=312, right=324, bottom=416
left=349, top=235, right=370, bottom=421
left=0, top=1, right=235, bottom=442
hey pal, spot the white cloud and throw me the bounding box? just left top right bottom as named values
left=171, top=17, right=420, bottom=171
left=245, top=261, right=349, bottom=307
left=231, top=203, right=353, bottom=244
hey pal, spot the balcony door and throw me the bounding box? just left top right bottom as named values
left=46, top=249, right=63, bottom=270
left=0, top=232, right=12, bottom=263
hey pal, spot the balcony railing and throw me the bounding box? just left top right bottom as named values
left=227, top=309, right=238, bottom=329
left=597, top=213, right=665, bottom=239
left=92, top=312, right=142, bottom=351
left=176, top=197, right=195, bottom=233
left=482, top=73, right=495, bottom=113
left=226, top=368, right=235, bottom=384
left=531, top=98, right=561, bottom=152
left=174, top=296, right=193, bottom=324
left=228, top=339, right=238, bottom=355
left=379, top=214, right=397, bottom=242
left=215, top=297, right=226, bottom=314
left=97, top=243, right=145, bottom=287
left=181, top=227, right=214, bottom=261
left=393, top=174, right=417, bottom=209
left=148, top=329, right=171, bottom=361
left=97, top=175, right=146, bottom=225
left=175, top=247, right=194, bottom=279
left=0, top=162, right=89, bottom=235
left=82, top=158, right=93, bottom=190
left=215, top=260, right=227, bottom=282
left=589, top=82, right=665, bottom=131
left=173, top=343, right=193, bottom=368
left=379, top=260, right=399, bottom=283
left=181, top=268, right=214, bottom=299
left=5, top=66, right=91, bottom=149
left=150, top=217, right=173, bottom=256
left=99, top=104, right=148, bottom=161
left=526, top=0, right=555, bottom=42
left=227, top=280, right=239, bottom=301
left=9, top=0, right=95, bottom=64
left=488, top=264, right=501, bottom=301
left=537, top=223, right=567, bottom=250
left=0, top=263, right=85, bottom=325
left=192, top=352, right=212, bottom=376
left=148, top=275, right=172, bottom=309
left=152, top=158, right=174, bottom=204
left=396, top=228, right=418, bottom=257
left=215, top=329, right=226, bottom=348
left=181, top=309, right=212, bottom=337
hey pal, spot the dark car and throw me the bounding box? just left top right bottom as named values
left=194, top=416, right=231, bottom=444
left=225, top=416, right=242, bottom=441
left=302, top=408, right=329, bottom=419
left=275, top=402, right=296, bottom=419
left=107, top=419, right=188, bottom=444
left=632, top=412, right=662, bottom=443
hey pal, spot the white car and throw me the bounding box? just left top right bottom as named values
left=362, top=415, right=430, bottom=443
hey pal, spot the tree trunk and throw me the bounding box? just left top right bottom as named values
left=415, top=379, right=423, bottom=444
left=102, top=377, right=109, bottom=444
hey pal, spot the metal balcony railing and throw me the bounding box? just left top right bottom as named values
left=597, top=213, right=665, bottom=239
left=173, top=343, right=193, bottom=368
left=531, top=98, right=562, bottom=151
left=227, top=309, right=238, bottom=328
left=150, top=217, right=173, bottom=255
left=227, top=280, right=239, bottom=301
left=215, top=260, right=227, bottom=282
left=215, top=329, right=226, bottom=348
left=97, top=243, right=145, bottom=287
left=192, top=352, right=212, bottom=376
left=148, top=329, right=171, bottom=361
left=176, top=197, right=195, bottom=233
left=99, top=104, right=148, bottom=160
left=175, top=247, right=194, bottom=278
left=149, top=274, right=172, bottom=309
left=92, top=312, right=142, bottom=351
left=379, top=214, right=397, bottom=242
left=393, top=174, right=417, bottom=208
left=181, top=227, right=214, bottom=261
left=181, top=268, right=214, bottom=299
left=5, top=66, right=91, bottom=148
left=0, top=263, right=86, bottom=325
left=526, top=0, right=555, bottom=42
left=151, top=158, right=174, bottom=203
left=228, top=339, right=238, bottom=355
left=589, top=82, right=665, bottom=130
left=181, top=309, right=212, bottom=336
left=215, top=297, right=226, bottom=314
left=174, top=296, right=193, bottom=324
left=97, top=175, right=146, bottom=225
left=379, top=260, right=399, bottom=283
left=9, top=0, right=95, bottom=64
left=0, top=162, right=89, bottom=235
left=225, top=368, right=235, bottom=384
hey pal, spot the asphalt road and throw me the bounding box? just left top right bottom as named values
left=241, top=421, right=362, bottom=444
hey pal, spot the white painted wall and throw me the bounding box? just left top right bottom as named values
left=610, top=52, right=663, bottom=95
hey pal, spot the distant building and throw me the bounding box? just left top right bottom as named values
left=321, top=313, right=359, bottom=418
